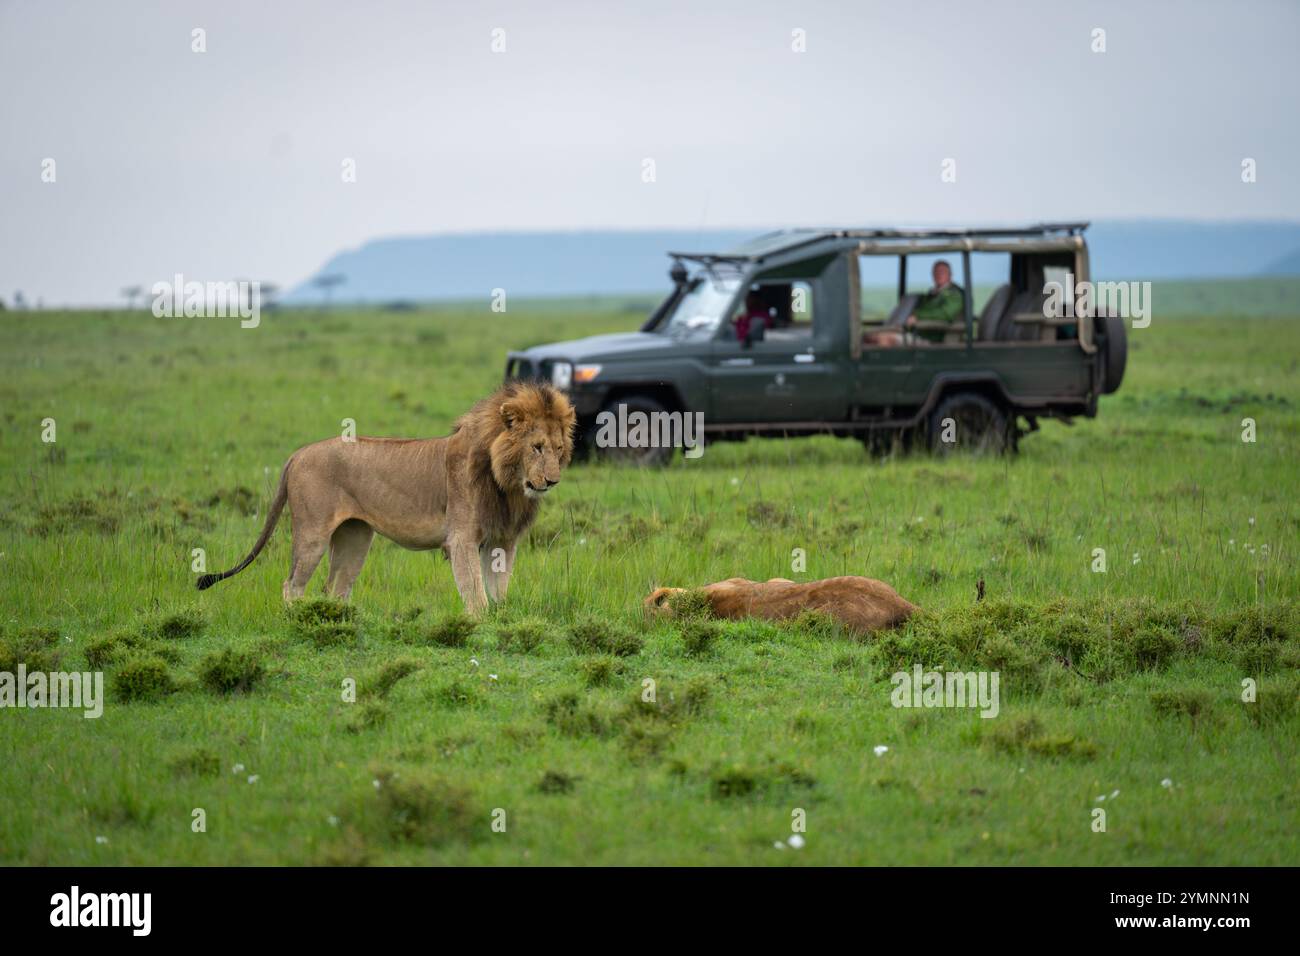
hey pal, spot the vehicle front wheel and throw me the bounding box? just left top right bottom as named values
left=927, top=392, right=1013, bottom=456
left=862, top=427, right=915, bottom=458
left=593, top=396, right=678, bottom=467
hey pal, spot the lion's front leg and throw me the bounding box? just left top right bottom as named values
left=448, top=535, right=489, bottom=616
left=480, top=541, right=517, bottom=604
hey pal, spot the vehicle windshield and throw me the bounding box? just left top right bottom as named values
left=661, top=273, right=741, bottom=339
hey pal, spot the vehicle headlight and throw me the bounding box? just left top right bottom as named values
left=550, top=362, right=572, bottom=390
left=574, top=364, right=602, bottom=384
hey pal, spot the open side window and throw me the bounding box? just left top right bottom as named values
left=858, top=252, right=972, bottom=348
left=731, top=279, right=814, bottom=343
left=721, top=254, right=833, bottom=347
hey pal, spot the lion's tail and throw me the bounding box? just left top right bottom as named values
left=196, top=458, right=292, bottom=591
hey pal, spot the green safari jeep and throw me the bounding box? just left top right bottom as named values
left=504, top=224, right=1127, bottom=464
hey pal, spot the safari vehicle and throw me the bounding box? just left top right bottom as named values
left=504, top=224, right=1127, bottom=463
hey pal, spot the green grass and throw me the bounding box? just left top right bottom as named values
left=0, top=294, right=1297, bottom=865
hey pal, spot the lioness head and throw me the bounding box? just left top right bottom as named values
left=644, top=586, right=686, bottom=617
left=488, top=383, right=577, bottom=499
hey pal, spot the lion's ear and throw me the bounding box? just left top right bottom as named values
left=500, top=401, right=523, bottom=430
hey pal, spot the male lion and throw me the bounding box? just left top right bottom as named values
left=196, top=382, right=575, bottom=615
left=645, top=576, right=918, bottom=634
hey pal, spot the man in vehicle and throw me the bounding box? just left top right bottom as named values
left=733, top=289, right=770, bottom=345
left=864, top=260, right=965, bottom=346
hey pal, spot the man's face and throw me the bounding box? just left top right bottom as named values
left=933, top=262, right=951, bottom=287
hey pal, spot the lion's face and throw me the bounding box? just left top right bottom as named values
left=644, top=587, right=685, bottom=617
left=490, top=385, right=576, bottom=499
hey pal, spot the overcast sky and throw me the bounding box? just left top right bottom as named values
left=2, top=0, right=1297, bottom=305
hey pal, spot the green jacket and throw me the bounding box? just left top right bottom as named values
left=913, top=284, right=965, bottom=343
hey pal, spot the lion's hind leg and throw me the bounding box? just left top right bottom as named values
left=326, top=519, right=375, bottom=601
left=283, top=523, right=331, bottom=602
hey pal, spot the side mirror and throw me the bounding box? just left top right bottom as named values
left=746, top=318, right=765, bottom=345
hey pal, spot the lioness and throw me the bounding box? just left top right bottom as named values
left=645, top=576, right=918, bottom=634
left=197, top=382, right=575, bottom=615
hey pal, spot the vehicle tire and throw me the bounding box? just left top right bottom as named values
left=927, top=392, right=1011, bottom=456
left=1097, top=312, right=1127, bottom=395
left=862, top=427, right=914, bottom=458
left=570, top=421, right=594, bottom=462
left=594, top=395, right=678, bottom=467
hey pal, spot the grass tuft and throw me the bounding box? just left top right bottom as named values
left=536, top=770, right=579, bottom=795
left=1245, top=675, right=1300, bottom=727
left=710, top=760, right=816, bottom=798
left=543, top=689, right=612, bottom=738
left=1211, top=605, right=1294, bottom=645
left=0, top=625, right=63, bottom=673
left=146, top=606, right=206, bottom=640
left=346, top=700, right=390, bottom=733
left=369, top=768, right=477, bottom=845
left=169, top=747, right=221, bottom=778
left=111, top=655, right=174, bottom=702
left=664, top=588, right=713, bottom=619
left=288, top=598, right=358, bottom=646
left=364, top=658, right=423, bottom=699
left=1150, top=687, right=1214, bottom=720
left=983, top=715, right=1098, bottom=760
left=567, top=616, right=644, bottom=657
left=419, top=613, right=477, bottom=648
left=495, top=617, right=550, bottom=653
left=430, top=678, right=481, bottom=708
left=678, top=617, right=721, bottom=657
left=288, top=597, right=356, bottom=627
left=577, top=655, right=622, bottom=686
left=197, top=647, right=266, bottom=695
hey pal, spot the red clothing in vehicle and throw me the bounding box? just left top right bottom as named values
left=735, top=309, right=767, bottom=343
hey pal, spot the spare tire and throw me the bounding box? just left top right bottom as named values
left=1098, top=312, right=1127, bottom=394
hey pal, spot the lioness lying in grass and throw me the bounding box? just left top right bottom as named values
left=645, top=576, right=918, bottom=634
left=197, top=382, right=576, bottom=615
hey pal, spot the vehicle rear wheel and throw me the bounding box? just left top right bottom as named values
left=594, top=395, right=678, bottom=467
left=927, top=392, right=1012, bottom=456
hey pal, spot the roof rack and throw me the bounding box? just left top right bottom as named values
left=669, top=223, right=1090, bottom=263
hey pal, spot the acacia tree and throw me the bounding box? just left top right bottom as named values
left=312, top=274, right=346, bottom=309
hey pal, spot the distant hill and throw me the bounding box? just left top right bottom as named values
left=285, top=221, right=1300, bottom=304
left=1263, top=246, right=1300, bottom=275
left=284, top=231, right=753, bottom=305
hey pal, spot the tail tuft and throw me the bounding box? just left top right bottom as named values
left=196, top=573, right=220, bottom=591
